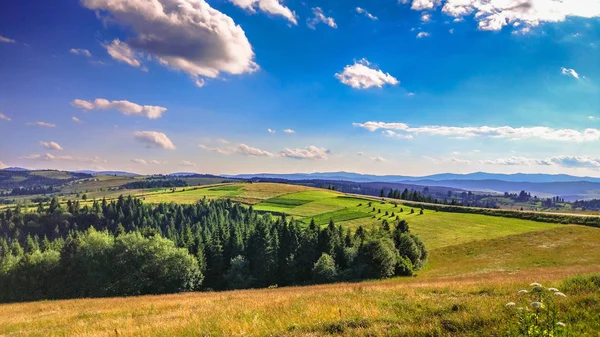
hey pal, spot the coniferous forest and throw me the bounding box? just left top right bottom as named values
left=0, top=196, right=427, bottom=303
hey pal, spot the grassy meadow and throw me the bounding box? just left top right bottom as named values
left=1, top=182, right=600, bottom=336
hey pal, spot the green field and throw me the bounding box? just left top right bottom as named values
left=1, top=182, right=600, bottom=336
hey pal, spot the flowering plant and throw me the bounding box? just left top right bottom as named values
left=505, top=282, right=569, bottom=337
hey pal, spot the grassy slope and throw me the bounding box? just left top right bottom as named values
left=1, top=182, right=600, bottom=336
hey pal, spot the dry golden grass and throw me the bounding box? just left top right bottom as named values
left=0, top=266, right=597, bottom=337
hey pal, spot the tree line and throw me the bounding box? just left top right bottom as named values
left=0, top=196, right=427, bottom=302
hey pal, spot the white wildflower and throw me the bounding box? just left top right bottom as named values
left=554, top=292, right=567, bottom=297
left=547, top=287, right=559, bottom=292
left=530, top=282, right=542, bottom=287
left=505, top=302, right=516, bottom=307
left=518, top=290, right=528, bottom=294
left=531, top=301, right=543, bottom=309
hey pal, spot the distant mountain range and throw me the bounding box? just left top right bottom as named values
left=225, top=171, right=600, bottom=184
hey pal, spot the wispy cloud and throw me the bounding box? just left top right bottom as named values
left=354, top=121, right=600, bottom=142
left=280, top=146, right=330, bottom=160
left=356, top=7, right=378, bottom=20
left=481, top=155, right=600, bottom=169
left=0, top=113, right=11, bottom=121
left=27, top=121, right=56, bottom=128
left=336, top=59, right=399, bottom=89
left=307, top=7, right=337, bottom=29
left=200, top=143, right=330, bottom=160
left=134, top=131, right=176, bottom=150
left=268, top=128, right=276, bottom=134
left=19, top=153, right=106, bottom=164
left=229, top=0, right=297, bottom=25
left=371, top=156, right=386, bottom=162
left=283, top=129, right=295, bottom=134
left=0, top=35, right=16, bottom=43
left=0, top=161, right=6, bottom=169
left=72, top=98, right=167, bottom=119
left=69, top=48, right=92, bottom=57
left=40, top=141, right=63, bottom=151
left=132, top=159, right=164, bottom=165
left=561, top=67, right=580, bottom=79
left=72, top=116, right=83, bottom=123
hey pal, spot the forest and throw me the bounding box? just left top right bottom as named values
left=0, top=196, right=427, bottom=303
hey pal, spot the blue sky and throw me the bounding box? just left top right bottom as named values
left=1, top=0, right=600, bottom=176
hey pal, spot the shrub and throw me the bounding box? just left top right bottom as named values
left=312, top=253, right=338, bottom=283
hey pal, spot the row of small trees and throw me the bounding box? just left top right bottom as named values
left=0, top=197, right=427, bottom=302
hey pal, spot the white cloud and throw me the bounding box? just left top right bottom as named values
left=40, top=141, right=63, bottom=151
left=417, top=31, right=430, bottom=38
left=354, top=121, right=600, bottom=142
left=82, top=0, right=258, bottom=85
left=425, top=156, right=471, bottom=164
left=27, top=121, right=56, bottom=128
left=0, top=113, right=11, bottom=121
left=421, top=13, right=431, bottom=22
left=268, top=128, right=276, bottom=133
left=72, top=98, right=167, bottom=119
left=371, top=156, right=386, bottom=162
left=561, top=67, right=580, bottom=79
left=307, top=7, right=337, bottom=29
left=411, top=0, right=441, bottom=10
left=357, top=152, right=364, bottom=156
left=0, top=161, right=6, bottom=169
left=134, top=131, right=176, bottom=150
left=335, top=59, right=399, bottom=89
left=229, top=0, right=297, bottom=24
left=356, top=7, right=378, bottom=20
left=200, top=143, right=276, bottom=157
left=69, top=48, right=92, bottom=57
left=440, top=0, right=600, bottom=32
left=132, top=159, right=164, bottom=165
left=283, top=129, right=295, bottom=134
left=280, top=146, right=330, bottom=160
left=382, top=130, right=414, bottom=139
left=0, top=35, right=16, bottom=44
left=481, top=155, right=600, bottom=169
left=589, top=116, right=598, bottom=121
left=179, top=160, right=197, bottom=167
left=72, top=116, right=82, bottom=123
left=103, top=39, right=146, bottom=70
left=200, top=143, right=329, bottom=159
left=19, top=153, right=106, bottom=164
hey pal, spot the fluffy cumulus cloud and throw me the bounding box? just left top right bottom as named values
left=40, top=141, right=63, bottom=151
left=82, top=0, right=258, bottom=85
left=335, top=59, right=399, bottom=89
left=356, top=7, right=378, bottom=20
left=0, top=35, right=16, bottom=43
left=354, top=121, right=600, bottom=142
left=307, top=7, right=337, bottom=29
left=72, top=98, right=167, bottom=119
left=280, top=146, right=330, bottom=160
left=229, top=0, right=297, bottom=24
left=102, top=39, right=146, bottom=70
left=134, top=131, right=176, bottom=150
left=437, top=0, right=600, bottom=32
left=417, top=31, right=430, bottom=38
left=69, top=48, right=92, bottom=57
left=482, top=156, right=600, bottom=169
left=0, top=113, right=11, bottom=121
left=561, top=67, right=580, bottom=79
left=27, top=121, right=56, bottom=128
left=19, top=153, right=106, bottom=164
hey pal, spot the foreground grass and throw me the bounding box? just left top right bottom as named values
left=1, top=267, right=598, bottom=337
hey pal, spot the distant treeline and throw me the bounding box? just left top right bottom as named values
left=572, top=199, right=600, bottom=211
left=120, top=179, right=189, bottom=190
left=0, top=186, right=55, bottom=197
left=0, top=171, right=91, bottom=190
left=400, top=201, right=600, bottom=227
left=0, top=197, right=427, bottom=303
